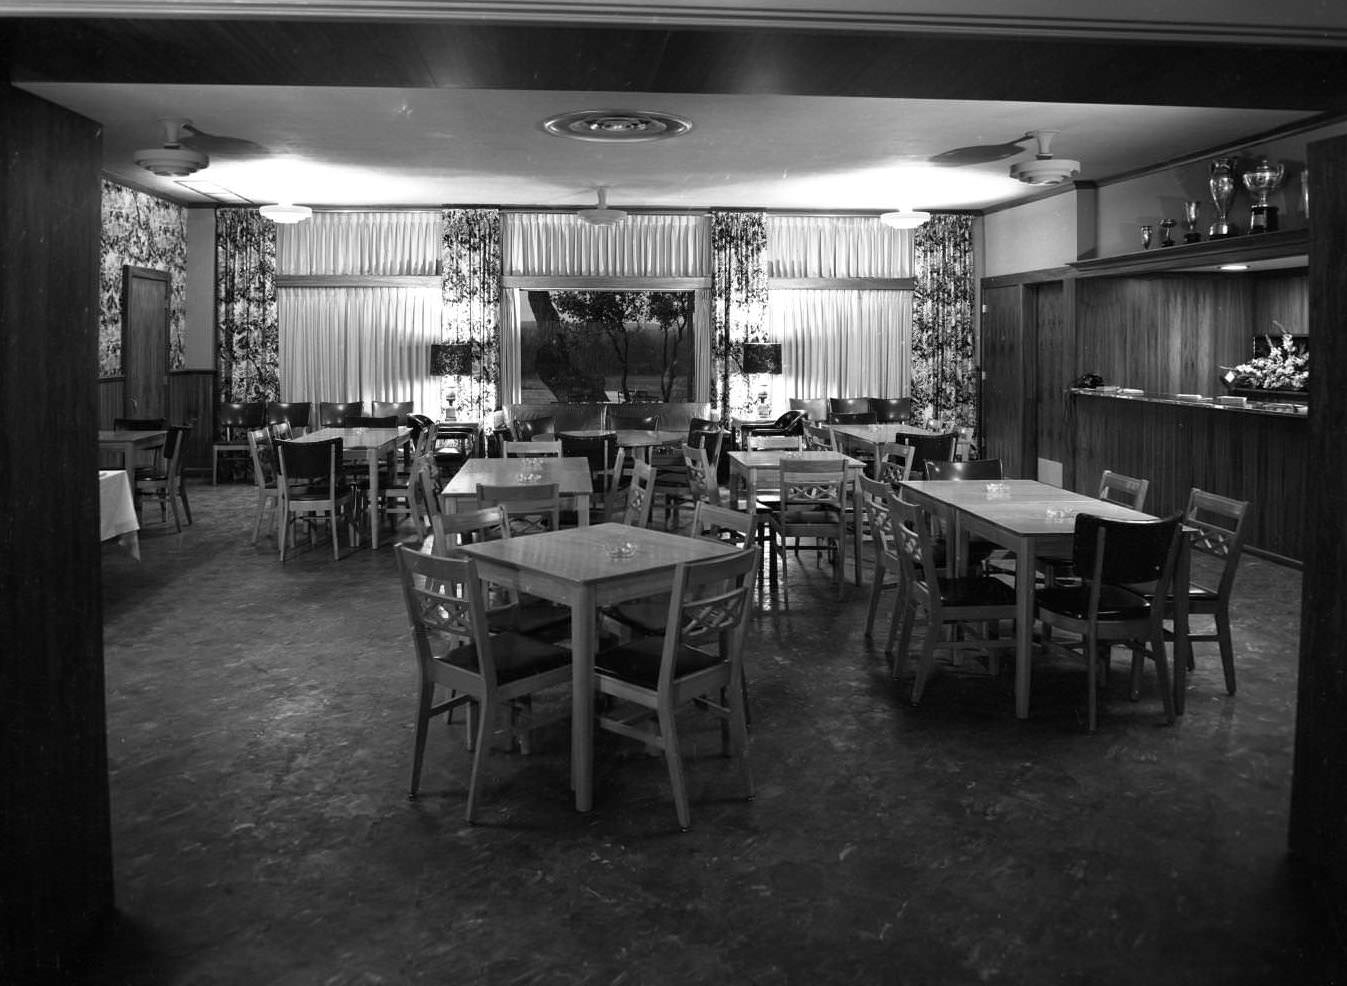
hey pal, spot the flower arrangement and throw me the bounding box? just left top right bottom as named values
left=1222, top=323, right=1308, bottom=392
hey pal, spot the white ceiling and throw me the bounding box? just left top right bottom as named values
left=16, top=82, right=1321, bottom=212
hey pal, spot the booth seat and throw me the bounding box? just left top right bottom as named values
left=505, top=402, right=712, bottom=436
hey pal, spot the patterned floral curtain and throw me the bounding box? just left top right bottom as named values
left=441, top=209, right=502, bottom=421
left=711, top=211, right=769, bottom=424
left=215, top=208, right=279, bottom=410
left=912, top=214, right=978, bottom=438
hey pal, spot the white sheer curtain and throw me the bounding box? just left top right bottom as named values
left=767, top=289, right=911, bottom=405
left=277, top=212, right=442, bottom=414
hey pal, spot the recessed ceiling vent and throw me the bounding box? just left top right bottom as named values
left=542, top=109, right=693, bottom=143
left=133, top=118, right=209, bottom=177
left=1009, top=129, right=1081, bottom=186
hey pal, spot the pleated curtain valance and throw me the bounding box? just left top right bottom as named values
left=766, top=215, right=913, bottom=279
left=278, top=211, right=440, bottom=276
left=504, top=212, right=711, bottom=278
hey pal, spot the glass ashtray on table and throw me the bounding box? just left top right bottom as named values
left=604, top=540, right=637, bottom=560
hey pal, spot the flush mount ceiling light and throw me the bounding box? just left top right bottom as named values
left=258, top=203, right=313, bottom=224
left=133, top=118, right=209, bottom=177
left=879, top=209, right=931, bottom=229
left=1010, top=130, right=1081, bottom=186
left=576, top=187, right=628, bottom=227
left=542, top=109, right=693, bottom=143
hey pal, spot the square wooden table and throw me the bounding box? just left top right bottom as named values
left=899, top=479, right=1192, bottom=719
left=292, top=426, right=410, bottom=549
left=98, top=429, right=168, bottom=472
left=442, top=456, right=595, bottom=524
left=727, top=449, right=867, bottom=584
left=830, top=423, right=939, bottom=463
left=457, top=522, right=737, bottom=812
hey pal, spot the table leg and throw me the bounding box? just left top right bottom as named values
left=1172, top=536, right=1192, bottom=715
left=366, top=449, right=380, bottom=549
left=1015, top=537, right=1036, bottom=719
left=571, top=586, right=596, bottom=811
left=575, top=493, right=591, bottom=527
left=850, top=471, right=864, bottom=585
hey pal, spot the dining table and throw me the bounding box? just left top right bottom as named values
left=726, top=448, right=867, bottom=585
left=456, top=521, right=737, bottom=812
left=829, top=422, right=939, bottom=463
left=442, top=456, right=595, bottom=524
left=899, top=478, right=1192, bottom=719
left=98, top=428, right=168, bottom=472
left=99, top=469, right=141, bottom=559
left=559, top=428, right=687, bottom=462
left=292, top=426, right=410, bottom=550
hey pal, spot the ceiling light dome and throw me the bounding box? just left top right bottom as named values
left=1010, top=130, right=1081, bottom=186
left=133, top=118, right=208, bottom=178
left=879, top=209, right=931, bottom=229
left=576, top=187, right=627, bottom=227
left=258, top=203, right=313, bottom=224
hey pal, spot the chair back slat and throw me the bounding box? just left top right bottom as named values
left=1072, top=512, right=1183, bottom=589
left=1098, top=469, right=1150, bottom=510
left=689, top=503, right=754, bottom=549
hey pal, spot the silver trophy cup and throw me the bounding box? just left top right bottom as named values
left=1209, top=158, right=1239, bottom=238
left=1243, top=156, right=1286, bottom=233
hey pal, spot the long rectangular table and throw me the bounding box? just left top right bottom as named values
left=726, top=449, right=867, bottom=585
left=442, top=456, right=595, bottom=524
left=457, top=522, right=736, bottom=811
left=292, top=426, right=410, bottom=549
left=899, top=479, right=1191, bottom=719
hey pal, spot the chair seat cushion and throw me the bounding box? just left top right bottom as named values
left=776, top=505, right=841, bottom=524
left=434, top=632, right=570, bottom=684
left=596, top=636, right=723, bottom=690
left=1036, top=583, right=1151, bottom=621
left=935, top=575, right=1017, bottom=607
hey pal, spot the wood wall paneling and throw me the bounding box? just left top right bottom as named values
left=0, top=84, right=110, bottom=984
left=1030, top=281, right=1072, bottom=478
left=169, top=370, right=217, bottom=475
left=979, top=285, right=1029, bottom=477
left=1290, top=132, right=1347, bottom=942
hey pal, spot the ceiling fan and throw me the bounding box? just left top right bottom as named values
left=178, top=122, right=268, bottom=157
left=926, top=133, right=1033, bottom=168
left=132, top=118, right=209, bottom=177
left=576, top=186, right=628, bottom=227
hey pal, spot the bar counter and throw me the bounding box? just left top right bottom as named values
left=1069, top=387, right=1306, bottom=564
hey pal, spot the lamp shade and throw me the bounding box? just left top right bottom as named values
left=741, top=343, right=783, bottom=375
left=430, top=342, right=474, bottom=376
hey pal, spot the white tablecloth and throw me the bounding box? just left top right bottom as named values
left=99, top=469, right=140, bottom=560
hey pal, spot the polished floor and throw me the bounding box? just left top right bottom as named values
left=84, top=480, right=1343, bottom=985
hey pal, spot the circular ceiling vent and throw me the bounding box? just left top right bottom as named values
left=542, top=109, right=693, bottom=143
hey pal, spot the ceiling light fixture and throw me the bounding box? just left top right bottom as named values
left=576, top=187, right=627, bottom=227
left=258, top=203, right=313, bottom=224
left=1219, top=263, right=1250, bottom=272
left=133, top=118, right=209, bottom=178
left=1010, top=130, right=1081, bottom=186
left=542, top=109, right=693, bottom=143
left=879, top=209, right=931, bottom=229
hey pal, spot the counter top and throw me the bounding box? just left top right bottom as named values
left=1070, top=386, right=1308, bottom=418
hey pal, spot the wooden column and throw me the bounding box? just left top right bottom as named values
left=0, top=85, right=110, bottom=982
left=1290, top=133, right=1347, bottom=935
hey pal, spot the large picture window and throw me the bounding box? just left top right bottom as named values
left=520, top=289, right=695, bottom=403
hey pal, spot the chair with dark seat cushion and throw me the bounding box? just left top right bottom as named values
left=766, top=456, right=848, bottom=605
left=594, top=548, right=759, bottom=830
left=608, top=409, right=662, bottom=432
left=275, top=437, right=361, bottom=561
left=395, top=546, right=572, bottom=821
left=745, top=410, right=807, bottom=441
left=830, top=410, right=876, bottom=425
left=317, top=401, right=364, bottom=428
left=134, top=424, right=193, bottom=532
left=899, top=432, right=958, bottom=477
left=372, top=400, right=414, bottom=426
left=349, top=415, right=398, bottom=429
left=924, top=458, right=1004, bottom=482
left=266, top=402, right=311, bottom=436
left=789, top=397, right=828, bottom=424
left=513, top=416, right=556, bottom=442
left=870, top=398, right=912, bottom=424
left=828, top=397, right=871, bottom=422
left=212, top=401, right=266, bottom=484
left=1035, top=511, right=1183, bottom=731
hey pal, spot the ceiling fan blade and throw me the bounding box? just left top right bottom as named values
left=927, top=135, right=1032, bottom=167
left=180, top=123, right=268, bottom=156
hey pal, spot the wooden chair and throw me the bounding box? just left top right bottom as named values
left=371, top=400, right=414, bottom=426
left=275, top=437, right=361, bottom=561
left=349, top=415, right=398, bottom=429
left=212, top=401, right=265, bottom=484
left=860, top=474, right=903, bottom=643
left=743, top=410, right=806, bottom=441
left=594, top=548, right=759, bottom=830
left=875, top=442, right=915, bottom=484
left=789, top=397, right=828, bottom=424
left=1132, top=489, right=1251, bottom=699
left=828, top=397, right=871, bottom=422
left=1099, top=469, right=1150, bottom=509
left=870, top=397, right=912, bottom=424
left=902, top=431, right=958, bottom=478
left=134, top=424, right=193, bottom=532
left=395, top=547, right=572, bottom=822
left=890, top=497, right=1018, bottom=704
left=246, top=426, right=281, bottom=544
left=619, top=459, right=657, bottom=528
left=608, top=409, right=661, bottom=432
left=924, top=458, right=1004, bottom=481
left=475, top=482, right=561, bottom=536
left=689, top=502, right=755, bottom=550
left=803, top=422, right=836, bottom=452
left=317, top=401, right=364, bottom=428
left=266, top=401, right=311, bottom=437
left=512, top=416, right=556, bottom=442
left=656, top=444, right=722, bottom=531
left=766, top=456, right=849, bottom=604
left=748, top=434, right=802, bottom=451
left=501, top=439, right=562, bottom=458
left=1035, top=511, right=1184, bottom=731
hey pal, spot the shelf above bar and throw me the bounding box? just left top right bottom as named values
left=1068, top=228, right=1308, bottom=278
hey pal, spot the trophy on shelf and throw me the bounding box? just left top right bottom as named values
left=1182, top=201, right=1202, bottom=243
left=1209, top=158, right=1239, bottom=238
left=1160, top=218, right=1176, bottom=247
left=1139, top=224, right=1153, bottom=250
left=1243, top=156, right=1286, bottom=232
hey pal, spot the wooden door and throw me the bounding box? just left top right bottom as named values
left=121, top=265, right=169, bottom=419
left=979, top=284, right=1031, bottom=478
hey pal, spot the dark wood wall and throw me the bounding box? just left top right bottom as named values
left=99, top=371, right=215, bottom=473
left=0, top=85, right=111, bottom=983
left=1291, top=132, right=1347, bottom=951
left=980, top=283, right=1031, bottom=478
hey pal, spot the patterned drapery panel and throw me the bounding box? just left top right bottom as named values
left=912, top=214, right=978, bottom=436
left=711, top=211, right=769, bottom=424
left=441, top=209, right=503, bottom=421
left=99, top=180, right=187, bottom=376
left=215, top=208, right=279, bottom=409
